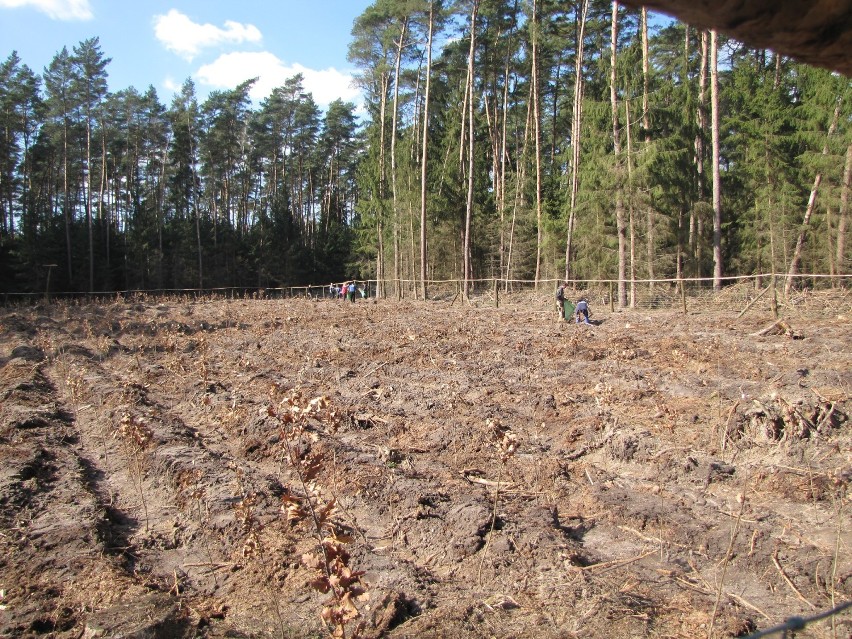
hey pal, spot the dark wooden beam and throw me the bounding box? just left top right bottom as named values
left=621, top=0, right=852, bottom=76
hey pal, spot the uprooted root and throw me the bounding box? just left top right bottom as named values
left=726, top=395, right=847, bottom=445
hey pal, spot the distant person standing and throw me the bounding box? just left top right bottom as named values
left=556, top=282, right=567, bottom=319
left=348, top=281, right=357, bottom=302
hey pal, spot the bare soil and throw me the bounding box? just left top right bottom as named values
left=0, top=290, right=850, bottom=639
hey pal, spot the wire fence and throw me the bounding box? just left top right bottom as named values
left=1, top=273, right=850, bottom=316
left=742, top=600, right=852, bottom=638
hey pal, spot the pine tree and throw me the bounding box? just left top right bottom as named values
left=0, top=53, right=42, bottom=284
left=167, top=79, right=204, bottom=288
left=43, top=46, right=79, bottom=287
left=71, top=37, right=110, bottom=292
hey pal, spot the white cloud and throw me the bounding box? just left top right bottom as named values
left=0, top=0, right=92, bottom=20
left=162, top=76, right=181, bottom=94
left=154, top=9, right=262, bottom=61
left=195, top=51, right=361, bottom=109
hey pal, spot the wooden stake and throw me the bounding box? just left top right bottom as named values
left=736, top=285, right=770, bottom=319
left=771, top=274, right=778, bottom=318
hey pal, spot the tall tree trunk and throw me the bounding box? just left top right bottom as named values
left=507, top=76, right=534, bottom=290
left=98, top=124, right=107, bottom=289
left=63, top=119, right=73, bottom=286
left=377, top=74, right=389, bottom=298
left=420, top=2, right=434, bottom=300
left=463, top=0, right=479, bottom=299
left=773, top=51, right=782, bottom=88
left=711, top=29, right=722, bottom=291
left=158, top=138, right=168, bottom=289
left=642, top=8, right=650, bottom=138
left=499, top=46, right=511, bottom=290
left=549, top=55, right=563, bottom=169
left=127, top=138, right=136, bottom=283
left=188, top=118, right=203, bottom=290
left=458, top=68, right=469, bottom=172
left=532, top=0, right=543, bottom=287
left=836, top=143, right=851, bottom=277
left=21, top=111, right=31, bottom=246
left=611, top=1, right=627, bottom=307
left=391, top=18, right=408, bottom=300
left=765, top=144, right=778, bottom=275
left=785, top=98, right=842, bottom=297
left=485, top=95, right=500, bottom=269
left=85, top=112, right=94, bottom=293
left=693, top=30, right=708, bottom=274
left=409, top=56, right=422, bottom=296
left=642, top=7, right=655, bottom=291
left=564, top=0, right=589, bottom=280
left=675, top=25, right=689, bottom=291
left=626, top=93, right=636, bottom=307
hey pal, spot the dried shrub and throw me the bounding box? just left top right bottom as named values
left=268, top=389, right=368, bottom=638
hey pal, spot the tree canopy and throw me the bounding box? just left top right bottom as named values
left=1, top=2, right=849, bottom=299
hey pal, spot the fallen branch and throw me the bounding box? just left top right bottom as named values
left=574, top=548, right=657, bottom=574
left=672, top=574, right=711, bottom=595
left=564, top=445, right=590, bottom=461
left=619, top=525, right=708, bottom=556
left=817, top=402, right=837, bottom=431
left=170, top=569, right=181, bottom=596
left=750, top=319, right=797, bottom=338
left=677, top=564, right=771, bottom=621
left=464, top=475, right=515, bottom=489
left=717, top=509, right=760, bottom=524
left=727, top=592, right=772, bottom=621
left=404, top=447, right=428, bottom=454
left=772, top=549, right=817, bottom=610
left=774, top=464, right=833, bottom=479
left=183, top=562, right=233, bottom=570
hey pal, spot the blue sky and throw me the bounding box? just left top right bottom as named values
left=0, top=0, right=366, bottom=109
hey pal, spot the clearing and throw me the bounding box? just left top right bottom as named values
left=0, top=289, right=850, bottom=638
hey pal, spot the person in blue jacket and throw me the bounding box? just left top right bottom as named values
left=574, top=298, right=591, bottom=324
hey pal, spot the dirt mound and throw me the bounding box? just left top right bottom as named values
left=0, top=294, right=849, bottom=638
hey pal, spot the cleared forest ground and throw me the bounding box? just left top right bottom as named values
left=0, top=290, right=850, bottom=638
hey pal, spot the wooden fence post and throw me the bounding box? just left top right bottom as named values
left=771, top=275, right=778, bottom=319
left=44, top=264, right=57, bottom=303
